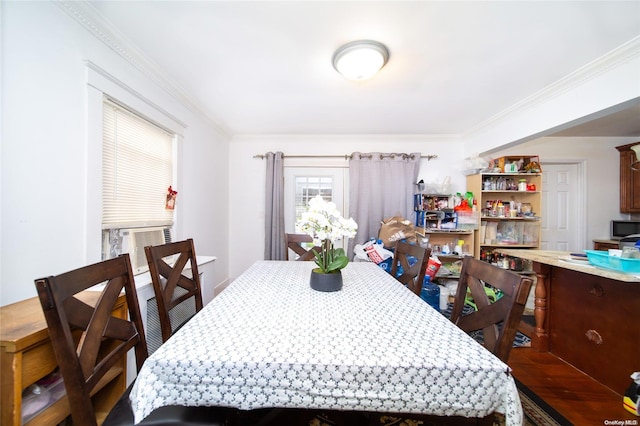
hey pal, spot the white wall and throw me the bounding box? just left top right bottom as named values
left=0, top=2, right=230, bottom=306
left=462, top=39, right=640, bottom=155
left=491, top=136, right=640, bottom=245
left=228, top=135, right=468, bottom=279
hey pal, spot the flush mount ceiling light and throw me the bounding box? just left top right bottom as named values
left=332, top=40, right=389, bottom=81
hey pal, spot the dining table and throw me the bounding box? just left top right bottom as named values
left=129, top=260, right=523, bottom=425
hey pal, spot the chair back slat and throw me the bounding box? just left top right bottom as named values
left=450, top=256, right=533, bottom=362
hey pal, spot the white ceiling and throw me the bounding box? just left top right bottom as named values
left=86, top=0, right=640, bottom=137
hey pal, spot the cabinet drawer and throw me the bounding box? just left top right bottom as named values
left=549, top=267, right=640, bottom=394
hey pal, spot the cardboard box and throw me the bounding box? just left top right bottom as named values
left=495, top=155, right=542, bottom=173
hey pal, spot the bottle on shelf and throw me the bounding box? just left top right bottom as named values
left=453, top=239, right=464, bottom=255
left=518, top=179, right=528, bottom=191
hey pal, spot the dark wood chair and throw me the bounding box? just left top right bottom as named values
left=285, top=233, right=321, bottom=261
left=34, top=255, right=232, bottom=426
left=450, top=256, right=533, bottom=363
left=144, top=238, right=203, bottom=344
left=390, top=241, right=431, bottom=296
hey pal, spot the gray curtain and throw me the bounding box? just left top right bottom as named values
left=348, top=152, right=421, bottom=255
left=264, top=152, right=286, bottom=260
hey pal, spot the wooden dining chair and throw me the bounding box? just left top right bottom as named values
left=34, top=255, right=232, bottom=426
left=390, top=241, right=431, bottom=296
left=285, top=233, right=321, bottom=261
left=145, top=238, right=203, bottom=345
left=449, top=256, right=533, bottom=363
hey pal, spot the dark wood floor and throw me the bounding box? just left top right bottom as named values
left=508, top=346, right=638, bottom=425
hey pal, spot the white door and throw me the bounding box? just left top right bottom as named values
left=284, top=167, right=348, bottom=249
left=540, top=162, right=586, bottom=251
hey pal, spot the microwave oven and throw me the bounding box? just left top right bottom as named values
left=610, top=220, right=640, bottom=239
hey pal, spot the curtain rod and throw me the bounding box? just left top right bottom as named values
left=253, top=153, right=438, bottom=160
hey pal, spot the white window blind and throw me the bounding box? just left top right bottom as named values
left=102, top=99, right=175, bottom=229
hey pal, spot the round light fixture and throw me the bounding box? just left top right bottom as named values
left=332, top=40, right=389, bottom=81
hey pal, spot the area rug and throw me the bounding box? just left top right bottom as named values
left=370, top=380, right=572, bottom=426
left=512, top=379, right=572, bottom=426
left=303, top=380, right=572, bottom=426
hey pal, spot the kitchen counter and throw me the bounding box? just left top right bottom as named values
left=496, top=249, right=639, bottom=396
left=497, top=249, right=640, bottom=282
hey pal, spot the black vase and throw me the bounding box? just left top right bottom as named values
left=310, top=269, right=343, bottom=292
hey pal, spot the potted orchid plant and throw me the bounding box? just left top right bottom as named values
left=296, top=195, right=358, bottom=291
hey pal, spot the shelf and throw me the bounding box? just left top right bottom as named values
left=24, top=366, right=123, bottom=426
left=434, top=274, right=460, bottom=280
left=480, top=216, right=540, bottom=221
left=480, top=244, right=538, bottom=248
left=481, top=190, right=540, bottom=194
left=421, top=229, right=474, bottom=234
left=479, top=172, right=542, bottom=176
left=432, top=253, right=469, bottom=259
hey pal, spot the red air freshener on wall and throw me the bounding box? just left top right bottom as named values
left=166, top=186, right=178, bottom=210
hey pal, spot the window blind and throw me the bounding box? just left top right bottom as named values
left=102, top=99, right=174, bottom=229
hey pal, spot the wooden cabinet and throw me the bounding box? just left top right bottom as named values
left=593, top=240, right=619, bottom=251
left=1, top=293, right=127, bottom=426
left=616, top=142, right=640, bottom=213
left=466, top=173, right=542, bottom=260
left=544, top=266, right=639, bottom=395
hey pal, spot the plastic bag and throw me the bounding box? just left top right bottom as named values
left=354, top=240, right=394, bottom=264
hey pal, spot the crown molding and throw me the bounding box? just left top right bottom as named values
left=466, top=35, right=640, bottom=137
left=54, top=0, right=230, bottom=137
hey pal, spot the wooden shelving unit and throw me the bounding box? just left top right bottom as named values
left=414, top=192, right=475, bottom=260
left=466, top=172, right=542, bottom=261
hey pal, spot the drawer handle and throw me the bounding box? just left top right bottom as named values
left=589, top=284, right=604, bottom=297
left=585, top=329, right=603, bottom=345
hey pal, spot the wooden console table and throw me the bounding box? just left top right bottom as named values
left=1, top=292, right=127, bottom=426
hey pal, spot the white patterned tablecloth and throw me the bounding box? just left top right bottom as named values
left=130, top=261, right=522, bottom=425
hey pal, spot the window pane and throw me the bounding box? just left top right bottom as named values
left=294, top=176, right=334, bottom=222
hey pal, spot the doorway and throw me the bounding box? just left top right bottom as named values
left=283, top=166, right=349, bottom=250
left=540, top=161, right=587, bottom=251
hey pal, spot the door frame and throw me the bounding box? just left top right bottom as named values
left=283, top=165, right=350, bottom=249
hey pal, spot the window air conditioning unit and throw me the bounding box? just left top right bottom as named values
left=103, top=227, right=170, bottom=274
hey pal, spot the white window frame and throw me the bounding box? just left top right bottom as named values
left=284, top=164, right=349, bottom=251
left=86, top=62, right=185, bottom=267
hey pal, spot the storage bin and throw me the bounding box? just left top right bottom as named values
left=585, top=250, right=640, bottom=274
left=456, top=211, right=479, bottom=230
